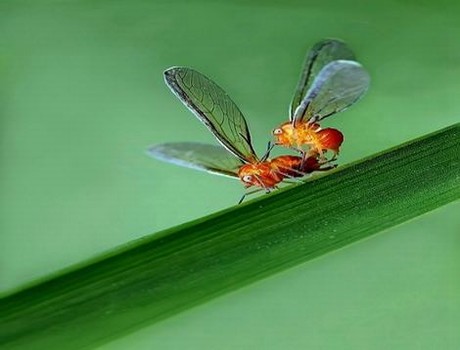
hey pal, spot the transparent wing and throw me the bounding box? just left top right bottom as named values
left=290, top=39, right=356, bottom=121
left=164, top=67, right=258, bottom=163
left=293, top=60, right=370, bottom=124
left=147, top=142, right=243, bottom=179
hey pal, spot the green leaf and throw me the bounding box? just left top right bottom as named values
left=1, top=124, right=459, bottom=350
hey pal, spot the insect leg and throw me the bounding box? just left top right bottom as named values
left=277, top=167, right=308, bottom=180
left=317, top=163, right=338, bottom=172
left=307, top=115, right=320, bottom=125
left=256, top=175, right=271, bottom=194
left=278, top=172, right=305, bottom=183
left=261, top=141, right=275, bottom=161
left=238, top=187, right=266, bottom=204
left=238, top=193, right=246, bottom=205
left=283, top=179, right=300, bottom=185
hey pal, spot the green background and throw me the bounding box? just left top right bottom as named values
left=1, top=0, right=459, bottom=349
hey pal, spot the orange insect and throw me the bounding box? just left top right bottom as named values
left=147, top=67, right=334, bottom=203
left=273, top=39, right=370, bottom=160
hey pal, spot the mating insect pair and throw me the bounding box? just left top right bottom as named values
left=148, top=39, right=370, bottom=203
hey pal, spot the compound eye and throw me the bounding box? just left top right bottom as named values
left=273, top=128, right=283, bottom=135
left=243, top=175, right=252, bottom=183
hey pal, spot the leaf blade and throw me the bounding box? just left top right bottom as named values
left=1, top=124, right=459, bottom=350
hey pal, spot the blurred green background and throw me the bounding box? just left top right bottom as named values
left=1, top=0, right=459, bottom=349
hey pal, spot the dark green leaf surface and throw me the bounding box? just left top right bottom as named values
left=1, top=124, right=459, bottom=350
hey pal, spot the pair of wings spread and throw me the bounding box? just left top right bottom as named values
left=148, top=39, right=370, bottom=179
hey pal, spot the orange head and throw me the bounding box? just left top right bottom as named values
left=238, top=162, right=282, bottom=189
left=272, top=121, right=296, bottom=147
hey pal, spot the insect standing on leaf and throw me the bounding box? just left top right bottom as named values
left=272, top=39, right=370, bottom=161
left=147, top=67, right=334, bottom=203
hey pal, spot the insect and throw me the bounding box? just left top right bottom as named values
left=147, top=67, right=334, bottom=203
left=272, top=39, right=370, bottom=160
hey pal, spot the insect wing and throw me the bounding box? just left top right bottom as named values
left=289, top=39, right=356, bottom=120
left=293, top=60, right=370, bottom=123
left=164, top=67, right=258, bottom=163
left=147, top=142, right=242, bottom=179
